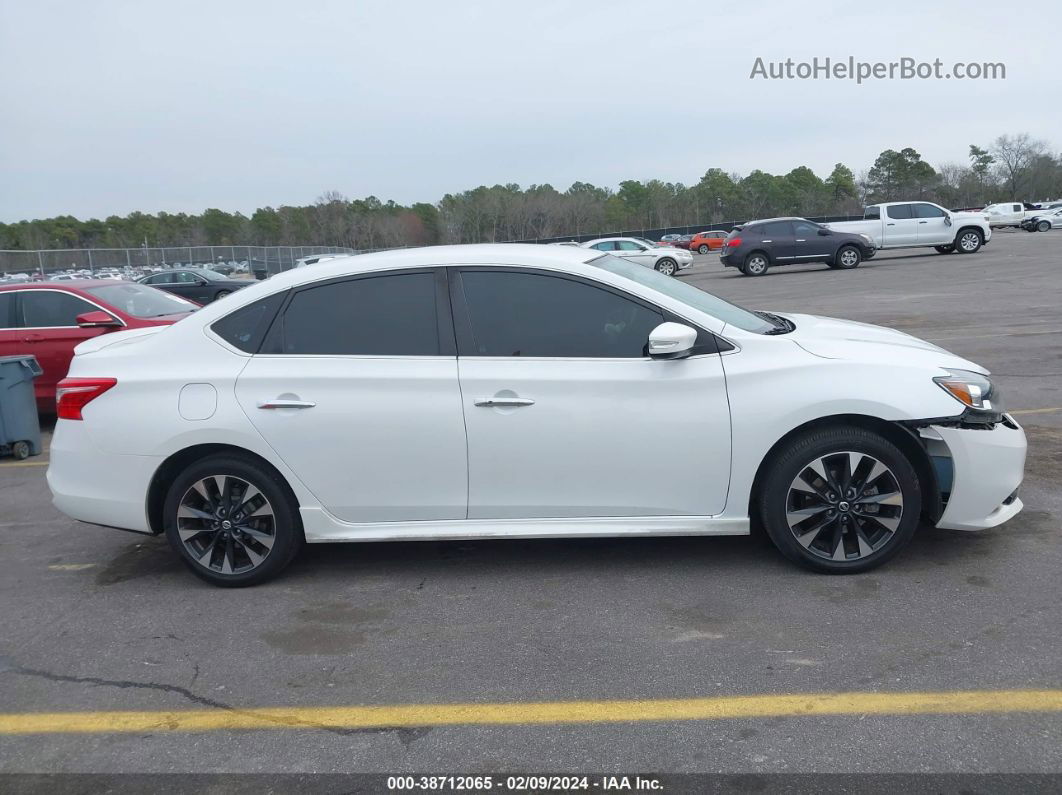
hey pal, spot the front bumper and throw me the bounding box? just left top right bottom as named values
left=928, top=417, right=1026, bottom=531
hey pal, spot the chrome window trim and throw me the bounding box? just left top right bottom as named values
left=5, top=287, right=127, bottom=330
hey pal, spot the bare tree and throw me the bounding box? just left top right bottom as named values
left=991, top=134, right=1048, bottom=200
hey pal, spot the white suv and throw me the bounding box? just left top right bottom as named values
left=581, top=237, right=693, bottom=276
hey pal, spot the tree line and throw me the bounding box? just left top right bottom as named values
left=2, top=133, right=1058, bottom=252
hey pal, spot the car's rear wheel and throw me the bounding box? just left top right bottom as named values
left=934, top=245, right=954, bottom=253
left=956, top=229, right=983, bottom=253
left=835, top=245, right=861, bottom=270
left=655, top=258, right=677, bottom=277
left=743, top=253, right=769, bottom=276
left=1038, top=220, right=1051, bottom=232
left=757, top=426, right=921, bottom=574
left=163, top=454, right=303, bottom=587
left=698, top=244, right=709, bottom=254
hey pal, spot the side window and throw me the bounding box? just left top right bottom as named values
left=792, top=221, right=820, bottom=236
left=1013, top=204, right=1022, bottom=212
left=142, top=274, right=163, bottom=284
left=886, top=204, right=913, bottom=220
left=761, top=221, right=793, bottom=237
left=19, top=291, right=97, bottom=327
left=211, top=291, right=287, bottom=353
left=174, top=272, right=200, bottom=284
left=459, top=271, right=663, bottom=358
left=278, top=272, right=438, bottom=356
left=913, top=203, right=946, bottom=218
left=591, top=242, right=615, bottom=251
left=864, top=206, right=881, bottom=220
left=0, top=293, right=14, bottom=328
left=617, top=241, right=643, bottom=251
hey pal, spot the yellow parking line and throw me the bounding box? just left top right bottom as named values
left=0, top=459, right=47, bottom=468
left=1010, top=407, right=1062, bottom=416
left=2, top=690, right=1062, bottom=735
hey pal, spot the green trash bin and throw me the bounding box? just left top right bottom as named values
left=0, top=355, right=43, bottom=460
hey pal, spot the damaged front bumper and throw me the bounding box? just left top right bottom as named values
left=913, top=415, right=1027, bottom=531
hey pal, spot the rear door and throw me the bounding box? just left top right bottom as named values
left=233, top=268, right=468, bottom=525
left=913, top=203, right=952, bottom=244
left=754, top=221, right=796, bottom=263
left=451, top=267, right=732, bottom=519
left=883, top=204, right=919, bottom=245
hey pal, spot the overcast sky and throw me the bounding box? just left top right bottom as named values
left=1, top=0, right=1058, bottom=222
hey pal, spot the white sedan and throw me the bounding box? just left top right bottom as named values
left=581, top=237, right=693, bottom=276
left=47, top=245, right=1026, bottom=586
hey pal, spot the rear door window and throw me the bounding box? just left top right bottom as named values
left=275, top=271, right=440, bottom=356
left=211, top=291, right=287, bottom=353
left=886, top=204, right=914, bottom=220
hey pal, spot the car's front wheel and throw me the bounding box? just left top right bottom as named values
left=955, top=229, right=983, bottom=253
left=213, top=289, right=232, bottom=301
left=1038, top=220, right=1051, bottom=232
left=655, top=258, right=677, bottom=276
left=835, top=245, right=861, bottom=270
left=757, top=426, right=921, bottom=573
left=163, top=454, right=303, bottom=587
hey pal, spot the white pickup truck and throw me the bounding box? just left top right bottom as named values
left=824, top=201, right=991, bottom=255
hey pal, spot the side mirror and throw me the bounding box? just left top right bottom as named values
left=944, top=215, right=953, bottom=227
left=76, top=311, right=121, bottom=328
left=194, top=278, right=208, bottom=286
left=648, top=322, right=697, bottom=359
left=817, top=228, right=831, bottom=236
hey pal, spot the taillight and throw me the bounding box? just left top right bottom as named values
left=56, top=378, right=117, bottom=420
left=726, top=237, right=742, bottom=247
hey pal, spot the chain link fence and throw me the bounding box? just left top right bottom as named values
left=0, top=245, right=356, bottom=280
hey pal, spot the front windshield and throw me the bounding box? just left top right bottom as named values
left=589, top=254, right=774, bottom=334
left=86, top=283, right=197, bottom=318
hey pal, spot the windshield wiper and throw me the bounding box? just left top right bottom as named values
left=755, top=310, right=794, bottom=335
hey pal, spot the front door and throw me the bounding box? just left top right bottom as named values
left=791, top=220, right=833, bottom=263
left=913, top=203, right=952, bottom=244
left=615, top=240, right=657, bottom=269
left=234, top=269, right=467, bottom=524
left=451, top=267, right=732, bottom=519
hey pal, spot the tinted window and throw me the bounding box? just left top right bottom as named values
left=591, top=241, right=616, bottom=251
left=460, top=271, right=663, bottom=358
left=211, top=291, right=286, bottom=353
left=760, top=221, right=793, bottom=237
left=864, top=206, right=881, bottom=220
left=19, top=291, right=98, bottom=327
left=792, top=221, right=821, bottom=236
left=886, top=204, right=913, bottom=220
left=617, top=241, right=644, bottom=251
left=279, top=272, right=438, bottom=356
left=913, top=203, right=946, bottom=218
left=0, top=293, right=14, bottom=329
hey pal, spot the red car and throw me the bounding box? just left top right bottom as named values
left=688, top=231, right=728, bottom=254
left=0, top=280, right=196, bottom=412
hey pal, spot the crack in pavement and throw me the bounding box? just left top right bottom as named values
left=6, top=663, right=430, bottom=744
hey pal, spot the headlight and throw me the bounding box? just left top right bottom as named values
left=933, top=369, right=1002, bottom=412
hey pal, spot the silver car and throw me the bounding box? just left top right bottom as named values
left=580, top=237, right=693, bottom=277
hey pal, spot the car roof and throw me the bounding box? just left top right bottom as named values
left=0, top=279, right=127, bottom=292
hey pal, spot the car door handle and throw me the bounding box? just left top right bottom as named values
left=257, top=399, right=316, bottom=409
left=795, top=238, right=806, bottom=242
left=887, top=223, right=896, bottom=226
left=918, top=221, right=928, bottom=224
left=21, top=333, right=44, bottom=343
left=474, top=397, right=535, bottom=408
left=760, top=239, right=772, bottom=243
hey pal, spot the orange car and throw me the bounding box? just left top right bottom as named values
left=689, top=230, right=728, bottom=254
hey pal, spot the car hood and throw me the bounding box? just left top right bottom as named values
left=777, top=313, right=987, bottom=374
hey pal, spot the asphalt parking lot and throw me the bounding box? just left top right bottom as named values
left=1, top=229, right=1061, bottom=776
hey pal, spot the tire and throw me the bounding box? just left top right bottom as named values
left=698, top=244, right=709, bottom=255
left=757, top=425, right=921, bottom=574
left=934, top=245, right=954, bottom=254
left=163, top=454, right=304, bottom=587
left=1038, top=220, right=1051, bottom=232
left=11, top=440, right=30, bottom=460
left=835, top=245, right=861, bottom=270
left=213, top=290, right=232, bottom=301
left=743, top=252, right=769, bottom=277
left=655, top=258, right=677, bottom=277
left=955, top=229, right=983, bottom=254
